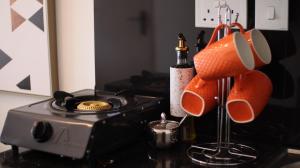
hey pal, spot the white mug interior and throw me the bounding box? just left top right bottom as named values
left=250, top=29, right=272, bottom=65
left=233, top=32, right=255, bottom=70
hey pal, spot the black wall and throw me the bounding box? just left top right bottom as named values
left=259, top=0, right=300, bottom=146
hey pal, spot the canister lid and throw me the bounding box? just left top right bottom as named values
left=151, top=121, right=179, bottom=130
left=148, top=113, right=179, bottom=131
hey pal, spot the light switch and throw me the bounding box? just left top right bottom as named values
left=266, top=6, right=275, bottom=20
left=255, top=0, right=289, bottom=31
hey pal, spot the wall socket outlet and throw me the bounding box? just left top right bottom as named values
left=195, top=0, right=248, bottom=28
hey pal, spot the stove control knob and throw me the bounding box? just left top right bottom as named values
left=31, top=121, right=53, bottom=143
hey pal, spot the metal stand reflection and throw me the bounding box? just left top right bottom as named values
left=187, top=3, right=258, bottom=166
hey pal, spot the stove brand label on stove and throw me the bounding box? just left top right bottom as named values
left=53, top=127, right=82, bottom=148
left=54, top=127, right=70, bottom=143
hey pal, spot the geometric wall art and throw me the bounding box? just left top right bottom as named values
left=0, top=0, right=58, bottom=96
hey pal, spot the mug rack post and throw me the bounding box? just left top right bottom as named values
left=186, top=4, right=258, bottom=166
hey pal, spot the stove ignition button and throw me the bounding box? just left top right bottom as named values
left=31, top=121, right=53, bottom=143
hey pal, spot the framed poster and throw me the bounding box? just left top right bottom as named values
left=0, top=0, right=58, bottom=96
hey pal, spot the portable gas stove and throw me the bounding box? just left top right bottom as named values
left=1, top=89, right=163, bottom=160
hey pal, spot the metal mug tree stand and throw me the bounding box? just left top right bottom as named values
left=186, top=4, right=258, bottom=166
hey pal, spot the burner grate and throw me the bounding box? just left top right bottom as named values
left=50, top=93, right=128, bottom=115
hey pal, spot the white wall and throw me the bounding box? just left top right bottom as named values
left=0, top=0, right=95, bottom=152
left=55, top=0, right=95, bottom=92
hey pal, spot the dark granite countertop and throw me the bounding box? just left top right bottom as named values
left=0, top=141, right=297, bottom=168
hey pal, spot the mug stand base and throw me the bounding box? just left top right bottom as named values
left=186, top=142, right=258, bottom=166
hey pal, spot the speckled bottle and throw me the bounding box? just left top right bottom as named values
left=170, top=33, right=194, bottom=117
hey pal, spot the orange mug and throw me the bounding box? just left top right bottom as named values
left=194, top=24, right=255, bottom=80
left=231, top=22, right=272, bottom=68
left=180, top=75, right=218, bottom=117
left=226, top=70, right=273, bottom=123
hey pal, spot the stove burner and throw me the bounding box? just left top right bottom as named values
left=77, top=101, right=112, bottom=111
left=51, top=91, right=128, bottom=115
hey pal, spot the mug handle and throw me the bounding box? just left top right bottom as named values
left=231, top=22, right=245, bottom=34
left=206, top=24, right=232, bottom=48
left=235, top=74, right=243, bottom=92
left=195, top=80, right=205, bottom=89
left=235, top=71, right=252, bottom=92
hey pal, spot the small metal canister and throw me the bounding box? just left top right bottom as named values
left=148, top=113, right=180, bottom=148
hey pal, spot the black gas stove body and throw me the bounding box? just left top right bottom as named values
left=1, top=89, right=163, bottom=160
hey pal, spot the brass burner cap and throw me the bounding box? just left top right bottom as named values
left=77, top=101, right=112, bottom=111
